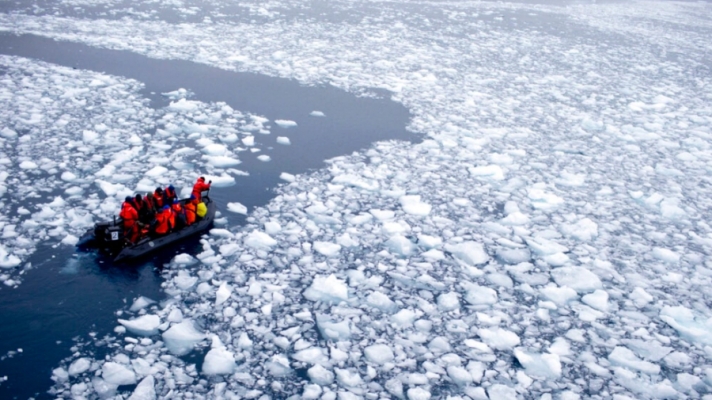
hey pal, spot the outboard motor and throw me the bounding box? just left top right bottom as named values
left=103, top=225, right=125, bottom=252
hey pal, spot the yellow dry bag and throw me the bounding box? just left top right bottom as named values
left=196, top=202, right=207, bottom=218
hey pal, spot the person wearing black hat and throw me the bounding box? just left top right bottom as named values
left=191, top=176, right=211, bottom=201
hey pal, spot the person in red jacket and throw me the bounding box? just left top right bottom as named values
left=153, top=187, right=165, bottom=208
left=191, top=176, right=211, bottom=201
left=171, top=198, right=185, bottom=229
left=119, top=196, right=140, bottom=243
left=153, top=205, right=172, bottom=236
left=164, top=185, right=177, bottom=204
left=184, top=195, right=198, bottom=226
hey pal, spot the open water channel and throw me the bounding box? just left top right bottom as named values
left=0, top=33, right=417, bottom=399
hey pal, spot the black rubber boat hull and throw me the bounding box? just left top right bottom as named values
left=77, top=197, right=217, bottom=263
left=114, top=200, right=217, bottom=262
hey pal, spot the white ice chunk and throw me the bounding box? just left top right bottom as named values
left=162, top=320, right=205, bottom=356
left=551, top=266, right=601, bottom=293
left=608, top=346, right=660, bottom=375
left=202, top=336, right=235, bottom=375
left=366, top=291, right=398, bottom=313
left=316, top=314, right=351, bottom=341
left=560, top=218, right=598, bottom=241
left=437, top=292, right=460, bottom=311
left=399, top=195, right=432, bottom=216
left=660, top=306, right=712, bottom=346
left=280, top=172, right=296, bottom=182
left=313, top=241, right=341, bottom=257
left=276, top=136, right=291, bottom=145
left=19, top=160, right=38, bottom=169
left=275, top=119, right=297, bottom=128
left=652, top=247, right=680, bottom=264
left=464, top=285, right=498, bottom=305
left=227, top=202, right=248, bottom=215
left=582, top=290, right=609, bottom=312
left=385, top=235, right=416, bottom=257
left=407, top=387, right=431, bottom=400
left=487, top=384, right=518, bottom=400
left=68, top=358, right=92, bottom=376
left=364, top=344, right=395, bottom=365
left=513, top=348, right=562, bottom=379
left=144, top=166, right=167, bottom=178
left=444, top=241, right=489, bottom=266
left=304, top=274, right=348, bottom=304
left=118, top=315, right=160, bottom=337
left=244, top=230, right=277, bottom=249
left=308, top=364, right=334, bottom=385
left=629, top=287, right=654, bottom=308
left=215, top=282, right=232, bottom=306
left=128, top=376, right=155, bottom=400
left=528, top=188, right=564, bottom=211
left=469, top=165, right=505, bottom=180
left=129, top=296, right=155, bottom=312
left=391, top=309, right=418, bottom=328
left=310, top=111, right=325, bottom=117
left=102, top=362, right=136, bottom=386
left=478, top=328, right=520, bottom=350
left=335, top=368, right=363, bottom=388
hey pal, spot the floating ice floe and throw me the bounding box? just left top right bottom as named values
left=274, top=119, right=297, bottom=128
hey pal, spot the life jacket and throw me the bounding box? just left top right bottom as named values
left=119, top=202, right=138, bottom=228
left=153, top=190, right=164, bottom=208
left=165, top=186, right=177, bottom=203
left=154, top=209, right=170, bottom=235
left=191, top=178, right=211, bottom=201
left=133, top=197, right=145, bottom=213
left=119, top=202, right=140, bottom=243
left=185, top=200, right=197, bottom=226
left=167, top=206, right=176, bottom=230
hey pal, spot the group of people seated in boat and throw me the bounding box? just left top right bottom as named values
left=119, top=176, right=211, bottom=244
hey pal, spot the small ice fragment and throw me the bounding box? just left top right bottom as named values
left=19, top=161, right=38, bottom=169
left=203, top=336, right=236, bottom=375
left=276, top=136, right=291, bottom=145
left=227, top=202, right=248, bottom=215
left=314, top=241, right=341, bottom=257
left=244, top=230, right=277, bottom=249
left=257, top=155, right=271, bottom=162
left=129, top=296, right=155, bottom=312
left=399, top=195, right=432, bottom=216
left=304, top=274, right=348, bottom=303
left=117, top=315, right=160, bottom=336
left=68, top=358, right=92, bottom=376
left=478, top=328, right=520, bottom=350
left=275, top=119, right=297, bottom=128
left=310, top=111, right=325, bottom=117
left=162, top=320, right=205, bottom=356
left=513, top=348, right=562, bottom=379
left=550, top=266, right=601, bottom=293
left=127, top=376, right=155, bottom=400
left=364, top=344, right=394, bottom=365
left=280, top=172, right=296, bottom=182
left=102, top=362, right=136, bottom=386
left=652, top=247, right=680, bottom=264
left=444, top=241, right=489, bottom=266
left=308, top=364, right=334, bottom=385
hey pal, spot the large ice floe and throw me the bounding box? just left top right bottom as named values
left=2, top=0, right=712, bottom=398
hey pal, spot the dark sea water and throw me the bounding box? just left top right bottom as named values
left=0, top=33, right=416, bottom=399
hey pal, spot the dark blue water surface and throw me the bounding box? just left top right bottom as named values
left=0, top=33, right=417, bottom=399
